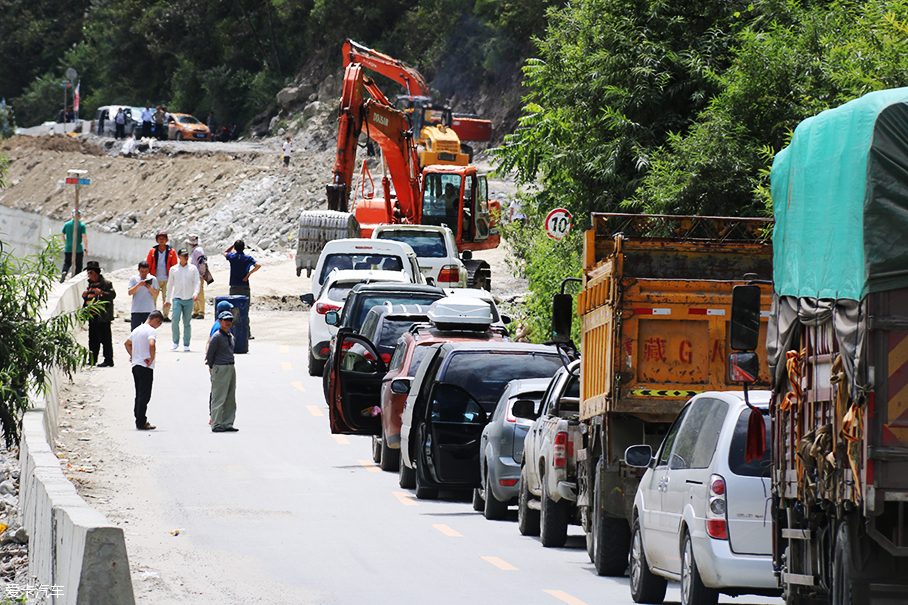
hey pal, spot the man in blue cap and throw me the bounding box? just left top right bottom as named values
left=206, top=310, right=238, bottom=432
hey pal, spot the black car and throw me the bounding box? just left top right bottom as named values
left=398, top=341, right=563, bottom=499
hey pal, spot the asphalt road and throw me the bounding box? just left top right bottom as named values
left=66, top=311, right=782, bottom=605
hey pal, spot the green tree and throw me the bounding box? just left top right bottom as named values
left=0, top=236, right=92, bottom=446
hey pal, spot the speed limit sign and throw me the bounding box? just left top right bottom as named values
left=544, top=208, right=573, bottom=240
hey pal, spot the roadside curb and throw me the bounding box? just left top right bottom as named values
left=19, top=275, right=135, bottom=604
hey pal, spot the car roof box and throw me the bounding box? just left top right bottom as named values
left=428, top=298, right=493, bottom=331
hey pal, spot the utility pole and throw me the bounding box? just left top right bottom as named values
left=65, top=169, right=90, bottom=278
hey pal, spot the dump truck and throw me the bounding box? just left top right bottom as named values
left=555, top=213, right=774, bottom=576
left=746, top=87, right=908, bottom=605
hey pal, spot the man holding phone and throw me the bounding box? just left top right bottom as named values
left=127, top=260, right=160, bottom=331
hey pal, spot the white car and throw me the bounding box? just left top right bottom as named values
left=372, top=224, right=468, bottom=288
left=301, top=269, right=410, bottom=376
left=309, top=238, right=425, bottom=296
left=625, top=390, right=778, bottom=605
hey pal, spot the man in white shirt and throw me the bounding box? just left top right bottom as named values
left=125, top=311, right=163, bottom=430
left=127, top=260, right=160, bottom=331
left=115, top=108, right=126, bottom=139
left=140, top=104, right=153, bottom=138
left=163, top=248, right=200, bottom=351
left=282, top=136, right=291, bottom=169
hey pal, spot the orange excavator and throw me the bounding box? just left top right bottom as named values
left=295, top=41, right=499, bottom=289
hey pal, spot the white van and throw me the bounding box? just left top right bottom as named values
left=309, top=239, right=425, bottom=295
left=90, top=106, right=136, bottom=137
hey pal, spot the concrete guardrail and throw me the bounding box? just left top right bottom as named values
left=19, top=274, right=135, bottom=605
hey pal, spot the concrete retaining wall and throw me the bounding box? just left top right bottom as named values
left=19, top=277, right=135, bottom=605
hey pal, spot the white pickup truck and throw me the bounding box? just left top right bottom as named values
left=513, top=359, right=583, bottom=548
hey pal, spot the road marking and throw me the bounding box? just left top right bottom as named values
left=279, top=344, right=289, bottom=353
left=358, top=460, right=381, bottom=473
left=332, top=435, right=349, bottom=445
left=291, top=382, right=306, bottom=392
left=306, top=405, right=324, bottom=417
left=481, top=556, right=518, bottom=570
left=433, top=524, right=462, bottom=537
left=543, top=590, right=589, bottom=605
left=281, top=362, right=292, bottom=371
left=393, top=491, right=418, bottom=506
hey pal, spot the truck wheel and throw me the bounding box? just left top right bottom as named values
left=630, top=519, right=667, bottom=604
left=414, top=426, right=438, bottom=499
left=484, top=470, right=509, bottom=521
left=371, top=436, right=382, bottom=464
left=680, top=532, right=718, bottom=605
left=518, top=465, right=540, bottom=536
left=540, top=477, right=569, bottom=547
left=832, top=523, right=853, bottom=605
left=398, top=451, right=415, bottom=489
left=592, top=460, right=631, bottom=575
left=379, top=429, right=399, bottom=472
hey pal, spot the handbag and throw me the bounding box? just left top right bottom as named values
left=199, top=256, right=214, bottom=285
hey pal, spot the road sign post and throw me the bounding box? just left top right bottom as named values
left=544, top=208, right=573, bottom=240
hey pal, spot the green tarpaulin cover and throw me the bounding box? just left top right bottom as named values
left=772, top=87, right=908, bottom=300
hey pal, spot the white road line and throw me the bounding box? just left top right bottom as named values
left=433, top=524, right=462, bottom=537
left=543, top=590, right=589, bottom=605
left=481, top=556, right=518, bottom=571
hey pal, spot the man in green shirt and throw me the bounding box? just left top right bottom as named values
left=60, top=209, right=88, bottom=282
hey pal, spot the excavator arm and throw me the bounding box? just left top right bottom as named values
left=343, top=39, right=430, bottom=97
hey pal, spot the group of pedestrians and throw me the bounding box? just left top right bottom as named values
left=62, top=218, right=259, bottom=434
left=139, top=104, right=171, bottom=140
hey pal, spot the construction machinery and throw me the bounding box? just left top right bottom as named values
left=296, top=41, right=499, bottom=290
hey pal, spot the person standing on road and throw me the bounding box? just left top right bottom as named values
left=146, top=231, right=178, bottom=321
left=59, top=209, right=88, bottom=282
left=207, top=311, right=238, bottom=432
left=282, top=136, right=291, bottom=169
left=224, top=240, right=260, bottom=339
left=207, top=111, right=218, bottom=137
left=125, top=310, right=163, bottom=430
left=115, top=107, right=126, bottom=139
left=163, top=248, right=200, bottom=351
left=140, top=104, right=153, bottom=139
left=153, top=106, right=166, bottom=140
left=82, top=261, right=117, bottom=367
left=127, top=260, right=159, bottom=331
left=188, top=234, right=208, bottom=319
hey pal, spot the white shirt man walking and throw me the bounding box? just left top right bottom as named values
left=163, top=248, right=200, bottom=351
left=125, top=310, right=163, bottom=430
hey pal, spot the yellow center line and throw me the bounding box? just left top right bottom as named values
left=481, top=556, right=518, bottom=571
left=358, top=460, right=381, bottom=473
left=281, top=362, right=292, bottom=371
left=433, top=524, right=462, bottom=537
left=290, top=382, right=306, bottom=392
left=543, top=591, right=588, bottom=605
left=279, top=344, right=289, bottom=354
left=306, top=405, right=324, bottom=417
left=393, top=491, right=418, bottom=506
left=332, top=435, right=349, bottom=445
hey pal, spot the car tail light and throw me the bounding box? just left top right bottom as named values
left=437, top=265, right=461, bottom=283
left=364, top=350, right=375, bottom=361
left=706, top=473, right=728, bottom=540
left=500, top=478, right=519, bottom=487
left=319, top=346, right=330, bottom=356
left=341, top=341, right=354, bottom=350
left=316, top=302, right=340, bottom=314
left=381, top=353, right=392, bottom=364
left=554, top=432, right=568, bottom=467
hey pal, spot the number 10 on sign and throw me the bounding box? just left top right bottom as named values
left=544, top=208, right=573, bottom=240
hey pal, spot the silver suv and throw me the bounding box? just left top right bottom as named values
left=625, top=390, right=779, bottom=605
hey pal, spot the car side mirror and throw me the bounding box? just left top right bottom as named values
left=426, top=277, right=436, bottom=286
left=511, top=399, right=537, bottom=420
left=551, top=293, right=573, bottom=343
left=325, top=311, right=339, bottom=326
left=501, top=314, right=512, bottom=325
left=730, top=285, right=761, bottom=351
left=462, top=250, right=473, bottom=261
left=391, top=378, right=412, bottom=394
left=624, top=444, right=653, bottom=468
left=728, top=352, right=760, bottom=383
left=300, top=293, right=315, bottom=306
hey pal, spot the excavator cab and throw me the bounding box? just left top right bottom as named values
left=395, top=96, right=468, bottom=168
left=421, top=170, right=492, bottom=246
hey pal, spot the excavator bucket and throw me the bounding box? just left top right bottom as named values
left=295, top=210, right=361, bottom=277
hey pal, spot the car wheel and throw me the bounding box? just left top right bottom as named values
left=540, top=476, right=569, bottom=547
left=680, top=532, right=718, bottom=605
left=630, top=519, right=667, bottom=604
left=371, top=436, right=382, bottom=463
left=379, top=429, right=399, bottom=472
left=592, top=459, right=631, bottom=576
left=517, top=465, right=540, bottom=536
left=308, top=339, right=325, bottom=376
left=414, top=425, right=438, bottom=500
left=484, top=468, right=508, bottom=521
left=175, top=131, right=183, bottom=141
left=398, top=448, right=415, bottom=489
left=472, top=487, right=484, bottom=512
left=832, top=522, right=853, bottom=605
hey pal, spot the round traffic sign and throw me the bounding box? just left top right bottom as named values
left=544, top=208, right=573, bottom=240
